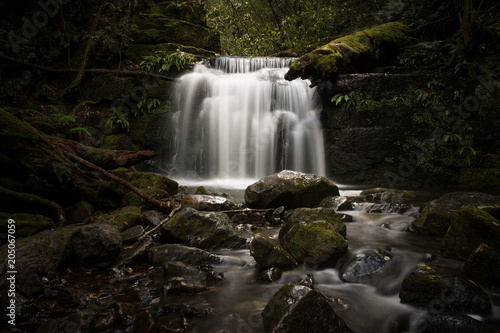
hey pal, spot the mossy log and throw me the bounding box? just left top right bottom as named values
left=49, top=137, right=156, bottom=170
left=285, top=22, right=415, bottom=83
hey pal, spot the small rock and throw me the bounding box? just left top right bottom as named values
left=120, top=225, right=144, bottom=244
left=257, top=267, right=283, bottom=284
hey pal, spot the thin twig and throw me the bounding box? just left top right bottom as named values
left=137, top=204, right=183, bottom=241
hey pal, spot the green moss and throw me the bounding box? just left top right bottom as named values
left=459, top=168, right=500, bottom=186
left=102, top=134, right=138, bottom=151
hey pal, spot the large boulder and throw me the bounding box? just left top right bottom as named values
left=250, top=233, right=298, bottom=270
left=0, top=226, right=80, bottom=297
left=262, top=283, right=352, bottom=333
left=441, top=205, right=500, bottom=260
left=71, top=224, right=122, bottom=265
left=245, top=170, right=340, bottom=209
left=399, top=270, right=492, bottom=314
left=279, top=207, right=346, bottom=239
left=160, top=207, right=248, bottom=249
left=280, top=220, right=348, bottom=266
left=97, top=206, right=143, bottom=232
left=411, top=192, right=500, bottom=236
left=111, top=168, right=179, bottom=197
left=181, top=194, right=239, bottom=211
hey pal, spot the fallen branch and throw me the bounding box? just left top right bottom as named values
left=59, top=148, right=172, bottom=213
left=0, top=53, right=175, bottom=81
left=0, top=186, right=66, bottom=226
left=219, top=208, right=274, bottom=214
left=137, top=204, right=183, bottom=242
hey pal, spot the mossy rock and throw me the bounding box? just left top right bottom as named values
left=101, top=135, right=139, bottom=151
left=360, top=188, right=415, bottom=204
left=279, top=207, right=346, bottom=239
left=160, top=207, right=247, bottom=249
left=463, top=243, right=500, bottom=286
left=441, top=205, right=500, bottom=260
left=459, top=168, right=500, bottom=187
left=285, top=22, right=414, bottom=82
left=129, top=111, right=173, bottom=149
left=399, top=270, right=492, bottom=314
left=411, top=191, right=500, bottom=236
left=280, top=220, right=348, bottom=266
left=245, top=170, right=340, bottom=209
left=0, top=212, right=55, bottom=238
left=122, top=188, right=169, bottom=207
left=110, top=168, right=178, bottom=196
left=250, top=233, right=298, bottom=270
left=97, top=206, right=143, bottom=232
left=66, top=200, right=95, bottom=224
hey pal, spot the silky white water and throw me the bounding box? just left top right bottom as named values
left=169, top=57, right=326, bottom=181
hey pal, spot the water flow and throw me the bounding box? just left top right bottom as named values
left=169, top=57, right=325, bottom=181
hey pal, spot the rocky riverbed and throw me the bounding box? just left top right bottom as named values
left=1, top=170, right=500, bottom=332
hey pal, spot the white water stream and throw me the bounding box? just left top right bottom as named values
left=169, top=57, right=325, bottom=181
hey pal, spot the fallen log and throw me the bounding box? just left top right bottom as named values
left=49, top=137, right=156, bottom=170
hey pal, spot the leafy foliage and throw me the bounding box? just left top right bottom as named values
left=140, top=50, right=195, bottom=72
left=331, top=92, right=356, bottom=110
left=106, top=107, right=130, bottom=133
left=132, top=98, right=169, bottom=117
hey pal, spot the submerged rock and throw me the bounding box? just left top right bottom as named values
left=250, top=233, right=298, bottom=270
left=257, top=267, right=283, bottom=284
left=411, top=191, right=500, bottom=236
left=71, top=224, right=122, bottom=266
left=339, top=248, right=392, bottom=284
left=181, top=194, right=239, bottom=211
left=262, top=282, right=352, bottom=333
left=423, top=312, right=498, bottom=333
left=441, top=205, right=500, bottom=260
left=161, top=207, right=248, bottom=249
left=280, top=220, right=348, bottom=266
left=245, top=170, right=340, bottom=209
left=150, top=244, right=225, bottom=267
left=399, top=270, right=492, bottom=314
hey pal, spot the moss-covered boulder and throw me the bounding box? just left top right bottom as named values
left=66, top=200, right=95, bottom=225
left=97, top=206, right=143, bottom=232
left=0, top=212, right=55, bottom=238
left=101, top=134, right=139, bottom=151
left=285, top=22, right=413, bottom=82
left=280, top=220, right=348, bottom=266
left=0, top=226, right=80, bottom=296
left=463, top=243, right=500, bottom=286
left=250, top=233, right=298, bottom=270
left=441, top=205, right=500, bottom=260
left=122, top=188, right=169, bottom=207
left=245, top=170, right=340, bottom=209
left=160, top=207, right=248, bottom=249
left=262, top=283, right=352, bottom=333
left=110, top=168, right=178, bottom=197
left=279, top=207, right=346, bottom=239
left=411, top=192, right=500, bottom=236
left=399, top=270, right=492, bottom=314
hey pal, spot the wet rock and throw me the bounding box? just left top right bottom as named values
left=160, top=207, right=248, bottom=249
left=339, top=248, right=392, bottom=284
left=265, top=206, right=286, bottom=225
left=0, top=212, right=55, bottom=238
left=441, top=205, right=500, bottom=260
left=114, top=236, right=154, bottom=268
left=319, top=196, right=354, bottom=210
left=154, top=303, right=213, bottom=318
left=133, top=288, right=161, bottom=304
left=57, top=287, right=87, bottom=308
left=399, top=270, right=492, bottom=314
left=257, top=267, right=283, bottom=284
left=411, top=192, right=500, bottom=236
left=122, top=188, right=169, bottom=207
left=181, top=194, right=239, bottom=211
left=250, top=233, right=298, bottom=270
left=71, top=224, right=122, bottom=266
left=163, top=277, right=209, bottom=294
left=94, top=311, right=116, bottom=332
left=114, top=302, right=136, bottom=326
left=279, top=207, right=346, bottom=238
left=463, top=243, right=500, bottom=286
left=66, top=200, right=95, bottom=224
left=423, top=312, right=498, bottom=333
left=150, top=244, right=225, bottom=267
left=0, top=226, right=80, bottom=297
left=230, top=210, right=267, bottom=225
left=142, top=209, right=170, bottom=226
left=163, top=261, right=221, bottom=286
left=280, top=220, right=348, bottom=266
left=133, top=309, right=155, bottom=333
left=121, top=225, right=144, bottom=244
left=361, top=188, right=415, bottom=204
left=245, top=170, right=340, bottom=209
left=262, top=283, right=352, bottom=333
left=36, top=310, right=95, bottom=333
left=97, top=206, right=143, bottom=232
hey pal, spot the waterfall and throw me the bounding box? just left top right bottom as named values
left=169, top=57, right=326, bottom=182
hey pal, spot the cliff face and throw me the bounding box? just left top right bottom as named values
left=0, top=0, right=221, bottom=105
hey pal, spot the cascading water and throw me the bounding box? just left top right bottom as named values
left=168, top=57, right=325, bottom=182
